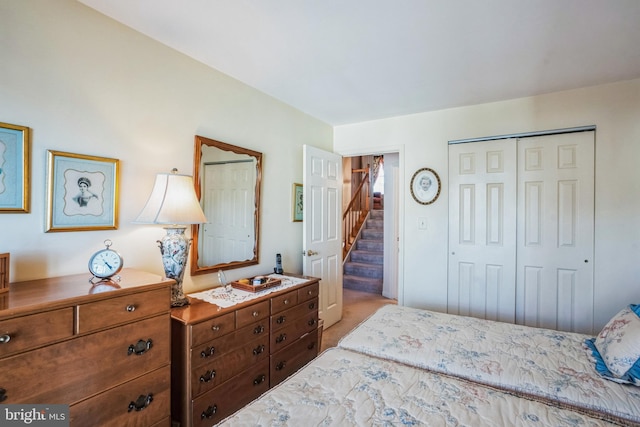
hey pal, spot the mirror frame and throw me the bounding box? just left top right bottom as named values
left=190, top=135, right=262, bottom=275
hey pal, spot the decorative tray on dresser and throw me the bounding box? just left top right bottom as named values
left=170, top=273, right=322, bottom=427
left=0, top=268, right=174, bottom=427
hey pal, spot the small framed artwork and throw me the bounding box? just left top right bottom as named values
left=292, top=182, right=303, bottom=222
left=0, top=122, right=31, bottom=213
left=46, top=150, right=120, bottom=232
left=410, top=167, right=441, bottom=205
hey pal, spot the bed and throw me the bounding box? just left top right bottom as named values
left=337, top=305, right=640, bottom=426
left=216, top=304, right=640, bottom=426
left=217, top=347, right=621, bottom=426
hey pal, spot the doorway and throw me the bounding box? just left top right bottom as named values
left=342, top=152, right=400, bottom=301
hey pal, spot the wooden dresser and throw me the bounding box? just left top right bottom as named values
left=0, top=269, right=174, bottom=427
left=171, top=274, right=321, bottom=426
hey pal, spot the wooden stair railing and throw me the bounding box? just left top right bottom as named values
left=343, top=168, right=370, bottom=259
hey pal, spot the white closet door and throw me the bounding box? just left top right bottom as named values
left=516, top=132, right=595, bottom=333
left=448, top=139, right=517, bottom=322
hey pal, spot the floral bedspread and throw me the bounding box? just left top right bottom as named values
left=217, top=347, right=620, bottom=426
left=337, top=305, right=640, bottom=426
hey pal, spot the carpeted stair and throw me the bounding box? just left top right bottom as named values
left=343, top=209, right=383, bottom=293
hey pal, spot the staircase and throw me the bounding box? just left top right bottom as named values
left=343, top=209, right=383, bottom=294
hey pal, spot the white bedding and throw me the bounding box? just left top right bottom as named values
left=216, top=347, right=621, bottom=426
left=337, top=305, right=640, bottom=426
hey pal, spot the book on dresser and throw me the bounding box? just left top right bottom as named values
left=170, top=273, right=322, bottom=427
left=0, top=268, right=175, bottom=427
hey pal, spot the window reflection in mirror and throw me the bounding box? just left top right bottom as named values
left=190, top=136, right=262, bottom=275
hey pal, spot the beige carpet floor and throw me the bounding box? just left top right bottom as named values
left=320, top=288, right=396, bottom=353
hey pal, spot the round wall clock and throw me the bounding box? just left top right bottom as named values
left=410, top=167, right=441, bottom=205
left=88, top=239, right=123, bottom=283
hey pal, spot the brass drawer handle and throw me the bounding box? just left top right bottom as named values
left=275, top=361, right=287, bottom=371
left=253, top=374, right=266, bottom=385
left=283, top=299, right=289, bottom=305
left=276, top=315, right=286, bottom=324
left=0, top=334, right=11, bottom=344
left=307, top=290, right=313, bottom=295
left=254, top=325, right=265, bottom=335
left=275, top=333, right=286, bottom=344
left=127, top=339, right=153, bottom=356
left=201, top=405, right=217, bottom=420
left=307, top=342, right=316, bottom=350
left=308, top=319, right=316, bottom=326
left=200, top=370, right=216, bottom=383
left=253, top=344, right=265, bottom=355
left=126, top=304, right=136, bottom=312
left=211, top=325, right=221, bottom=331
left=201, top=346, right=215, bottom=358
left=0, top=388, right=7, bottom=402
left=252, top=311, right=259, bottom=317
left=128, top=393, right=153, bottom=412
left=308, top=302, right=315, bottom=309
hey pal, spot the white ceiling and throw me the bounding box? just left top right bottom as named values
left=78, top=0, right=640, bottom=125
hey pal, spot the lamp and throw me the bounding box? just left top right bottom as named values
left=134, top=168, right=207, bottom=307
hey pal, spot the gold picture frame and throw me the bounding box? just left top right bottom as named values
left=46, top=150, right=120, bottom=232
left=410, top=167, right=441, bottom=205
left=292, top=182, right=303, bottom=222
left=0, top=122, right=31, bottom=213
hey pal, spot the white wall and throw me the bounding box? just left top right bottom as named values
left=0, top=0, right=332, bottom=292
left=334, top=79, right=640, bottom=330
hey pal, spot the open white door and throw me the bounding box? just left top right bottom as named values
left=303, top=145, right=343, bottom=329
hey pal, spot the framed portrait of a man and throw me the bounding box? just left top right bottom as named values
left=410, top=167, right=441, bottom=205
left=46, top=150, right=119, bottom=232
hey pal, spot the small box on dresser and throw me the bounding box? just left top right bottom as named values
left=171, top=274, right=321, bottom=427
left=0, top=269, right=174, bottom=427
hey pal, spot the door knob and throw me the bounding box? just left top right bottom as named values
left=304, top=250, right=319, bottom=256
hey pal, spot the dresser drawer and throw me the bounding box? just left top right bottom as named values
left=78, top=288, right=169, bottom=333
left=192, top=359, right=269, bottom=427
left=270, top=331, right=319, bottom=386
left=270, top=289, right=298, bottom=314
left=236, top=300, right=269, bottom=328
left=70, top=365, right=170, bottom=427
left=191, top=319, right=268, bottom=368
left=271, top=297, right=318, bottom=333
left=0, top=308, right=73, bottom=357
left=1, top=314, right=169, bottom=404
left=191, top=336, right=269, bottom=396
left=191, top=312, right=235, bottom=347
left=298, top=282, right=319, bottom=302
left=270, top=311, right=318, bottom=353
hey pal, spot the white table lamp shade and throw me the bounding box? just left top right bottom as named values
left=134, top=172, right=206, bottom=225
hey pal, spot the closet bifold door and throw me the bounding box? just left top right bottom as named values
left=516, top=132, right=595, bottom=334
left=448, top=130, right=595, bottom=334
left=448, top=139, right=518, bottom=323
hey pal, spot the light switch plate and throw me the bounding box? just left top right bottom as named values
left=418, top=217, right=427, bottom=230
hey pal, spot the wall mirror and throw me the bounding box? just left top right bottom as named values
left=190, top=135, right=262, bottom=275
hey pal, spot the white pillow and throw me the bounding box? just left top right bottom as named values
left=592, top=305, right=640, bottom=382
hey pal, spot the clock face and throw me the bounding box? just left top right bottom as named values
left=89, top=249, right=123, bottom=278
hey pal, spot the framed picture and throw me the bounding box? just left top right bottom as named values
left=0, top=122, right=30, bottom=213
left=410, top=167, right=441, bottom=205
left=292, top=182, right=303, bottom=222
left=46, top=151, right=120, bottom=232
